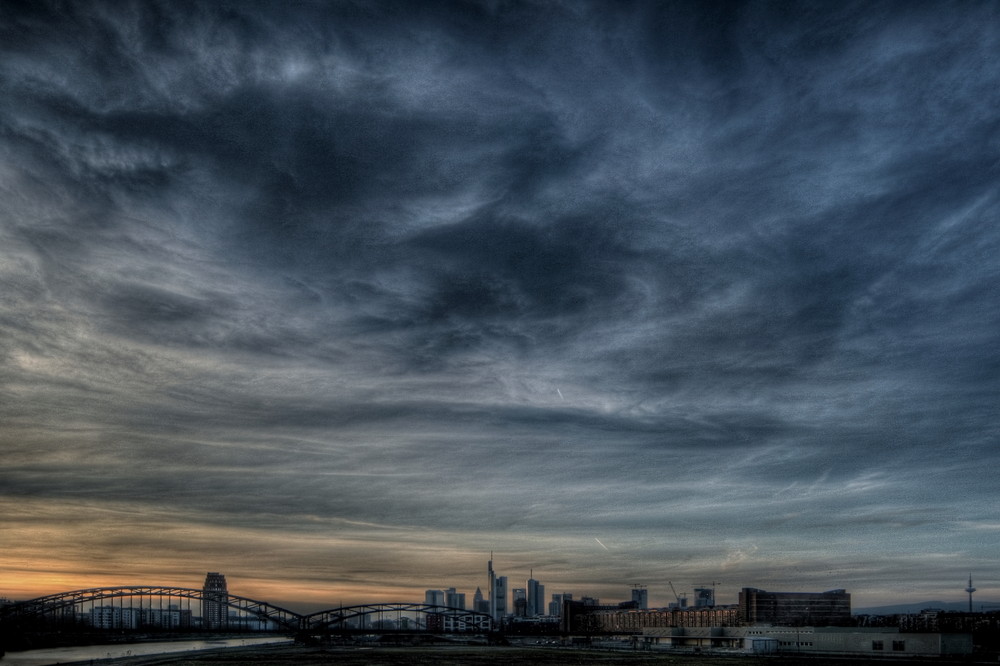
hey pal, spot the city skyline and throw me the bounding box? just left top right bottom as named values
left=2, top=2, right=999, bottom=610
left=5, top=565, right=994, bottom=618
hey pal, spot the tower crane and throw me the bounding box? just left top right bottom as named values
left=667, top=581, right=686, bottom=608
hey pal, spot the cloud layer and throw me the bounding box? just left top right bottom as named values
left=2, top=1, right=999, bottom=608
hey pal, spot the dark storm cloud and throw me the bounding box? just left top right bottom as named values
left=2, top=0, right=1000, bottom=605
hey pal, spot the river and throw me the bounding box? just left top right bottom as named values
left=1, top=636, right=294, bottom=665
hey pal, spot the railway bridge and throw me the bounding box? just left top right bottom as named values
left=0, top=586, right=494, bottom=635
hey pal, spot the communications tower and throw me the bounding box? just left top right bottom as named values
left=965, top=574, right=976, bottom=613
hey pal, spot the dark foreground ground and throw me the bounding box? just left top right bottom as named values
left=97, top=643, right=994, bottom=666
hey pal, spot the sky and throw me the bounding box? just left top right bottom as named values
left=1, top=0, right=999, bottom=612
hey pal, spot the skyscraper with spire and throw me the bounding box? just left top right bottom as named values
left=527, top=571, right=544, bottom=616
left=487, top=553, right=496, bottom=620
left=473, top=586, right=488, bottom=614
left=487, top=553, right=506, bottom=620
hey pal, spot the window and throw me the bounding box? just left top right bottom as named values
left=892, top=640, right=905, bottom=652
left=872, top=640, right=884, bottom=651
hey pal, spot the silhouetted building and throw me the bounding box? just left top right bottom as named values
left=445, top=587, right=466, bottom=610
left=693, top=587, right=715, bottom=607
left=642, top=626, right=972, bottom=657
left=493, top=575, right=508, bottom=619
left=425, top=589, right=445, bottom=606
left=739, top=587, right=851, bottom=626
left=549, top=594, right=562, bottom=616
left=513, top=588, right=528, bottom=617
left=572, top=604, right=743, bottom=633
left=441, top=612, right=492, bottom=632
left=550, top=593, right=573, bottom=616
left=85, top=604, right=192, bottom=630
left=527, top=576, right=544, bottom=616
left=487, top=556, right=507, bottom=620
left=90, top=606, right=140, bottom=629
left=473, top=586, right=488, bottom=614
left=560, top=599, right=633, bottom=633
left=632, top=587, right=649, bottom=610
left=202, top=572, right=228, bottom=630
left=144, top=605, right=193, bottom=629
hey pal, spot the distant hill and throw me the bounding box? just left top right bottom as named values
left=854, top=600, right=1000, bottom=615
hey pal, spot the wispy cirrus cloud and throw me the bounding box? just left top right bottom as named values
left=1, top=0, right=998, bottom=608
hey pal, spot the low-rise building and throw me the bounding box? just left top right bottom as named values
left=89, top=606, right=141, bottom=630
left=641, top=625, right=973, bottom=657
left=563, top=602, right=742, bottom=633
left=88, top=605, right=193, bottom=630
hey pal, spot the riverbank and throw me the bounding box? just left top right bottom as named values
left=67, top=643, right=998, bottom=666
left=64, top=645, right=771, bottom=665
left=1, top=637, right=292, bottom=666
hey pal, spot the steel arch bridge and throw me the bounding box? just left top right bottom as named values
left=0, top=586, right=303, bottom=631
left=304, top=602, right=492, bottom=633
left=0, top=590, right=495, bottom=635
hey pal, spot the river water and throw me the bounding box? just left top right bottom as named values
left=2, top=636, right=294, bottom=665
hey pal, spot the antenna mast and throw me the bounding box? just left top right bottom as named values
left=965, top=574, right=977, bottom=613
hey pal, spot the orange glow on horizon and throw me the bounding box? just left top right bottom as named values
left=2, top=566, right=461, bottom=607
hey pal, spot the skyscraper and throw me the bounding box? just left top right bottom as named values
left=513, top=588, right=527, bottom=617
left=424, top=589, right=445, bottom=606
left=487, top=554, right=497, bottom=620
left=549, top=593, right=563, bottom=617
left=445, top=587, right=466, bottom=610
left=494, top=575, right=508, bottom=619
left=201, top=572, right=228, bottom=630
left=487, top=554, right=508, bottom=621
left=473, top=586, right=488, bottom=614
left=527, top=574, right=545, bottom=616
left=631, top=586, right=648, bottom=610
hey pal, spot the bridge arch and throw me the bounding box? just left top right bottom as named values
left=304, top=603, right=492, bottom=633
left=0, top=587, right=303, bottom=631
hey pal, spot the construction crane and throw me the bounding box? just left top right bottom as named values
left=667, top=581, right=686, bottom=608
left=696, top=581, right=720, bottom=595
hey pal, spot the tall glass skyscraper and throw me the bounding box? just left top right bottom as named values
left=488, top=554, right=508, bottom=620
left=493, top=575, right=508, bottom=618
left=527, top=576, right=545, bottom=616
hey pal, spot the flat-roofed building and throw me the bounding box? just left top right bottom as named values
left=739, top=587, right=851, bottom=626
left=642, top=625, right=972, bottom=658
left=569, top=604, right=742, bottom=633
